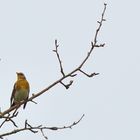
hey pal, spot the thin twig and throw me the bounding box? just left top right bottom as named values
left=0, top=111, right=18, bottom=128
left=60, top=80, right=73, bottom=89
left=40, top=129, right=48, bottom=140
left=53, top=40, right=65, bottom=77
left=0, top=114, right=84, bottom=139
left=79, top=69, right=99, bottom=77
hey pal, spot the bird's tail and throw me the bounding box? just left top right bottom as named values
left=23, top=101, right=27, bottom=109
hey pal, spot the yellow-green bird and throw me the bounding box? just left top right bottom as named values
left=10, top=72, right=30, bottom=109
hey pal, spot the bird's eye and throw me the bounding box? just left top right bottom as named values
left=19, top=73, right=24, bottom=76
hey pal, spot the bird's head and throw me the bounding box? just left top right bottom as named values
left=16, top=72, right=26, bottom=80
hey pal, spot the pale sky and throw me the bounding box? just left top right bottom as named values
left=0, top=0, right=140, bottom=140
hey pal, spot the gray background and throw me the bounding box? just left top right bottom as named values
left=0, top=0, right=140, bottom=140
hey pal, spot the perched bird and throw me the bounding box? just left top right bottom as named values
left=10, top=72, right=30, bottom=109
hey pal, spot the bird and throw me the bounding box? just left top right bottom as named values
left=10, top=72, right=30, bottom=109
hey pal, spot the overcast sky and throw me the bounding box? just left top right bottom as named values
left=0, top=0, right=140, bottom=140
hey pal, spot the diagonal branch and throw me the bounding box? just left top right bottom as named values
left=78, top=3, right=107, bottom=69
left=0, top=3, right=107, bottom=117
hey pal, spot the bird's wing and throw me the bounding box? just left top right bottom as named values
left=10, top=83, right=16, bottom=106
left=23, top=81, right=30, bottom=109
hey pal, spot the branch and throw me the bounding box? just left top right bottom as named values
left=79, top=69, right=99, bottom=77
left=53, top=40, right=75, bottom=89
left=0, top=3, right=107, bottom=117
left=0, top=110, right=18, bottom=128
left=0, top=114, right=85, bottom=139
left=53, top=39, right=65, bottom=77
left=60, top=80, right=73, bottom=89
left=78, top=3, right=107, bottom=69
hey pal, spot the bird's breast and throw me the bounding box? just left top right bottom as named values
left=14, top=89, right=29, bottom=102
left=15, top=80, right=29, bottom=90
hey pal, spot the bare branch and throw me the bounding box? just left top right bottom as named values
left=53, top=39, right=65, bottom=77
left=94, top=43, right=105, bottom=48
left=78, top=3, right=107, bottom=69
left=70, top=74, right=77, bottom=77
left=0, top=3, right=107, bottom=119
left=79, top=69, right=99, bottom=77
left=40, top=129, right=48, bottom=140
left=60, top=80, right=73, bottom=89
left=53, top=40, right=75, bottom=89
left=30, top=100, right=38, bottom=104
left=0, top=111, right=18, bottom=128
left=0, top=114, right=84, bottom=139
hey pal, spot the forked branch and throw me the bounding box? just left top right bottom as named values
left=0, top=3, right=107, bottom=122
left=0, top=3, right=107, bottom=140
left=0, top=114, right=85, bottom=139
